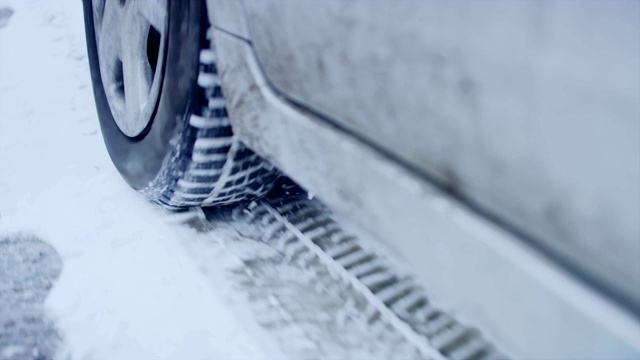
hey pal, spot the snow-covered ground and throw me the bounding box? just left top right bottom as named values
left=0, top=1, right=285, bottom=358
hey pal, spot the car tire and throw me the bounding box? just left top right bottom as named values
left=82, top=0, right=279, bottom=209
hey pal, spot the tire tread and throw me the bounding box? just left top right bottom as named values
left=146, top=28, right=278, bottom=210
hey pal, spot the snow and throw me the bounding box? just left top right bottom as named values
left=0, top=345, right=31, bottom=359
left=199, top=49, right=216, bottom=65
left=0, top=1, right=282, bottom=358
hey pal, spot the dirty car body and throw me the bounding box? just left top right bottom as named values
left=209, top=1, right=640, bottom=358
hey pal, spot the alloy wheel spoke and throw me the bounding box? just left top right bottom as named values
left=97, top=0, right=122, bottom=73
left=91, top=0, right=105, bottom=31
left=136, top=0, right=167, bottom=33
left=122, top=41, right=153, bottom=120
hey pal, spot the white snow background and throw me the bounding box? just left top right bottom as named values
left=0, top=1, right=283, bottom=358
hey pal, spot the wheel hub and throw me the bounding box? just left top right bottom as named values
left=92, top=0, right=168, bottom=137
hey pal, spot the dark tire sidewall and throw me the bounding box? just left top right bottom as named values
left=82, top=0, right=203, bottom=190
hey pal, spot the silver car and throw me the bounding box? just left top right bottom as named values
left=82, top=0, right=640, bottom=358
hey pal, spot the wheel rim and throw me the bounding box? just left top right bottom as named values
left=91, top=0, right=168, bottom=137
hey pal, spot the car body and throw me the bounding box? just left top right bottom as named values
left=84, top=1, right=640, bottom=358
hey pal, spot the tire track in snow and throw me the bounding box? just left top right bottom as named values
left=171, top=185, right=507, bottom=360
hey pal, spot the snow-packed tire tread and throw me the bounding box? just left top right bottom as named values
left=145, top=27, right=278, bottom=210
